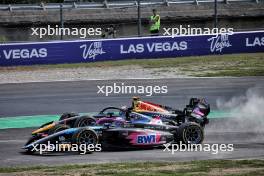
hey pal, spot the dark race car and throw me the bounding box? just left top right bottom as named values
left=94, top=97, right=210, bottom=127
left=57, top=97, right=210, bottom=127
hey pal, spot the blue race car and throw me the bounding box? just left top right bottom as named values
left=23, top=113, right=203, bottom=154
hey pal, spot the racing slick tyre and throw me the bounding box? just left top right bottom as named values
left=176, top=122, right=204, bottom=144
left=59, top=112, right=79, bottom=121
left=73, top=116, right=96, bottom=127
left=48, top=124, right=70, bottom=135
left=71, top=128, right=99, bottom=154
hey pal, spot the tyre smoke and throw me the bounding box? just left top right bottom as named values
left=215, top=87, right=264, bottom=133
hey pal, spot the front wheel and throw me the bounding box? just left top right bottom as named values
left=71, top=128, right=99, bottom=154
left=176, top=122, right=204, bottom=144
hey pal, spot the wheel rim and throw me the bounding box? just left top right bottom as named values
left=79, top=119, right=95, bottom=127
left=78, top=131, right=97, bottom=145
left=184, top=126, right=202, bottom=144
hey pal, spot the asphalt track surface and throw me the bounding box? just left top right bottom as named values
left=0, top=77, right=264, bottom=167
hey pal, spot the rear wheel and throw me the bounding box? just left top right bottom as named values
left=176, top=122, right=204, bottom=144
left=73, top=116, right=96, bottom=127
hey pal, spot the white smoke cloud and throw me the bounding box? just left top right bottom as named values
left=215, top=87, right=264, bottom=133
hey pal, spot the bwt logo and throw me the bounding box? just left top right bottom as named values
left=0, top=48, right=47, bottom=60
left=80, top=41, right=106, bottom=60
left=137, top=134, right=156, bottom=144
left=208, top=34, right=232, bottom=52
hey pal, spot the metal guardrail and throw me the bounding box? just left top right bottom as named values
left=0, top=0, right=261, bottom=11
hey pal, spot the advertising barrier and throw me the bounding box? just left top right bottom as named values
left=0, top=31, right=263, bottom=66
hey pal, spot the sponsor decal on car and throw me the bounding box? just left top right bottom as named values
left=127, top=132, right=164, bottom=145
left=137, top=134, right=156, bottom=144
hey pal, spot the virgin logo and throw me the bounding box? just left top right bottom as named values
left=80, top=42, right=105, bottom=60
left=208, top=34, right=232, bottom=52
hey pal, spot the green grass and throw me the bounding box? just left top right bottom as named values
left=1, top=53, right=264, bottom=77
left=0, top=160, right=264, bottom=176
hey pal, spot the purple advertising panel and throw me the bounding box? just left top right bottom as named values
left=0, top=31, right=263, bottom=66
